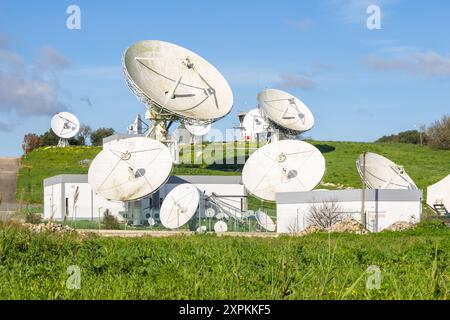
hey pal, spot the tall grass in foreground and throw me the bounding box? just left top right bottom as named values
left=0, top=221, right=449, bottom=300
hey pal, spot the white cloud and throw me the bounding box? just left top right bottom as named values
left=327, top=0, right=398, bottom=25
left=364, top=50, right=450, bottom=79
left=278, top=73, right=315, bottom=90
left=0, top=40, right=71, bottom=117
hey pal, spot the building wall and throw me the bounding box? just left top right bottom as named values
left=43, top=174, right=246, bottom=224
left=427, top=174, right=450, bottom=211
left=44, top=180, right=126, bottom=221
left=276, top=189, right=422, bottom=233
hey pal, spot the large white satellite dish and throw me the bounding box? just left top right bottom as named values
left=214, top=221, right=228, bottom=233
left=88, top=137, right=173, bottom=201
left=255, top=210, right=276, bottom=232
left=123, top=40, right=233, bottom=123
left=160, top=183, right=200, bottom=229
left=184, top=121, right=212, bottom=136
left=258, top=89, right=314, bottom=133
left=242, top=108, right=269, bottom=134
left=242, top=140, right=326, bottom=201
left=356, top=152, right=418, bottom=190
left=51, top=112, right=80, bottom=147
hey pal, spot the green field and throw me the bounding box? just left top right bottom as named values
left=16, top=141, right=450, bottom=205
left=0, top=221, right=449, bottom=299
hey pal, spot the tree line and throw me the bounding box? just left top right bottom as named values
left=376, top=115, right=449, bottom=150
left=22, top=126, right=115, bottom=154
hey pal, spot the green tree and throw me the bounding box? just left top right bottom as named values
left=376, top=130, right=427, bottom=145
left=41, top=125, right=89, bottom=146
left=90, top=127, right=115, bottom=146
left=40, top=129, right=59, bottom=146
left=427, top=115, right=450, bottom=150
left=22, top=133, right=43, bottom=154
left=77, top=125, right=92, bottom=146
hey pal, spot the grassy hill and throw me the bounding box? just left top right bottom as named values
left=16, top=141, right=450, bottom=205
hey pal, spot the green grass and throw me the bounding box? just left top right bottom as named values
left=1, top=221, right=449, bottom=299
left=314, top=141, right=450, bottom=191
left=16, top=141, right=450, bottom=205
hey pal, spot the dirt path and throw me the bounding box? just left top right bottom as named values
left=0, top=157, right=20, bottom=210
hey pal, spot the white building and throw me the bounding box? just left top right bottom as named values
left=43, top=174, right=246, bottom=225
left=276, top=189, right=422, bottom=233
left=427, top=174, right=450, bottom=215
left=43, top=174, right=126, bottom=221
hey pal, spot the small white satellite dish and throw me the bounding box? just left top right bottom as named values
left=88, top=137, right=173, bottom=201
left=160, top=183, right=200, bottom=229
left=148, top=217, right=156, bottom=227
left=214, top=221, right=228, bottom=233
left=215, top=211, right=225, bottom=220
left=51, top=112, right=80, bottom=147
left=242, top=108, right=269, bottom=134
left=255, top=210, right=276, bottom=232
left=356, top=152, right=418, bottom=190
left=205, top=207, right=216, bottom=218
left=242, top=140, right=326, bottom=201
left=196, top=225, right=207, bottom=233
left=123, top=40, right=233, bottom=122
left=258, top=89, right=314, bottom=133
left=184, top=122, right=212, bottom=136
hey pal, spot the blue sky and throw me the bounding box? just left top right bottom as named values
left=0, top=0, right=449, bottom=156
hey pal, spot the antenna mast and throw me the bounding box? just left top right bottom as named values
left=360, top=151, right=367, bottom=229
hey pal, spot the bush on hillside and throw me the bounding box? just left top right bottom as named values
left=90, top=127, right=115, bottom=146
left=427, top=115, right=450, bottom=150
left=22, top=133, right=43, bottom=154
left=376, top=130, right=427, bottom=145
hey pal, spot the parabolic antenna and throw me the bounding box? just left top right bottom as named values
left=51, top=112, right=80, bottom=144
left=88, top=137, right=173, bottom=201
left=215, top=211, right=225, bottom=220
left=148, top=217, right=156, bottom=227
left=356, top=152, right=418, bottom=190
left=427, top=175, right=450, bottom=211
left=160, top=183, right=200, bottom=229
left=123, top=40, right=233, bottom=122
left=255, top=210, right=276, bottom=232
left=242, top=140, right=326, bottom=201
left=258, top=89, right=314, bottom=133
left=205, top=207, right=216, bottom=218
left=214, top=221, right=228, bottom=233
left=184, top=122, right=212, bottom=136
left=242, top=108, right=269, bottom=134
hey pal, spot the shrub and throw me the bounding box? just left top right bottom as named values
left=90, top=127, right=115, bottom=146
left=25, top=212, right=42, bottom=225
left=427, top=115, right=450, bottom=150
left=306, top=200, right=346, bottom=229
left=376, top=130, right=427, bottom=145
left=22, top=133, right=42, bottom=154
left=102, top=210, right=120, bottom=230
